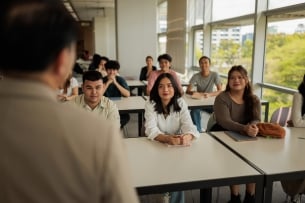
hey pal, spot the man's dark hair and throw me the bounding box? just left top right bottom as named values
left=157, top=54, right=172, bottom=63
left=100, top=56, right=109, bottom=62
left=0, top=0, right=80, bottom=73
left=105, top=60, right=120, bottom=70
left=82, top=70, right=103, bottom=83
left=199, top=56, right=211, bottom=64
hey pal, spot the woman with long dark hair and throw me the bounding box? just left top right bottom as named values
left=144, top=73, right=199, bottom=203
left=211, top=65, right=261, bottom=203
left=291, top=74, right=305, bottom=127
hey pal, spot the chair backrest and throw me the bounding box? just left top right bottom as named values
left=270, top=107, right=292, bottom=127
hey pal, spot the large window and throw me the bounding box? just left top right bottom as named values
left=157, top=1, right=168, bottom=57
left=211, top=25, right=254, bottom=76
left=212, top=0, right=255, bottom=21
left=188, top=0, right=204, bottom=26
left=157, top=1, right=167, bottom=33
left=264, top=18, right=305, bottom=88
left=268, top=0, right=305, bottom=9
left=193, top=29, right=203, bottom=65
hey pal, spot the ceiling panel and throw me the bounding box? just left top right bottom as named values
left=69, top=0, right=115, bottom=21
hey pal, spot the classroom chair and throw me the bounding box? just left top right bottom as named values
left=270, top=107, right=292, bottom=127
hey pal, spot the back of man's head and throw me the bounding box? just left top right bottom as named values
left=105, top=60, right=120, bottom=70
left=0, top=0, right=79, bottom=74
left=83, top=70, right=103, bottom=83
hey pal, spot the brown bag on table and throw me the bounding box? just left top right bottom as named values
left=256, top=122, right=286, bottom=138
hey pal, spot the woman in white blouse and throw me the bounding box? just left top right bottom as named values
left=144, top=73, right=199, bottom=203
left=145, top=73, right=199, bottom=144
left=291, top=74, right=305, bottom=127
left=58, top=73, right=79, bottom=102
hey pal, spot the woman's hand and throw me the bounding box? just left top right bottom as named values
left=167, top=134, right=193, bottom=146
left=244, top=124, right=259, bottom=137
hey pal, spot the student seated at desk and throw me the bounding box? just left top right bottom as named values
left=70, top=70, right=120, bottom=128
left=145, top=73, right=199, bottom=203
left=291, top=74, right=305, bottom=127
left=186, top=56, right=222, bottom=132
left=146, top=53, right=183, bottom=95
left=57, top=73, right=78, bottom=102
left=139, top=55, right=157, bottom=81
left=210, top=65, right=261, bottom=203
left=103, top=60, right=130, bottom=128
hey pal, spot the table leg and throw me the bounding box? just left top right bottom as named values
left=200, top=188, right=212, bottom=203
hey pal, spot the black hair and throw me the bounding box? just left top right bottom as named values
left=0, top=0, right=80, bottom=73
left=100, top=56, right=109, bottom=62
left=298, top=74, right=305, bottom=115
left=88, top=54, right=102, bottom=70
left=199, top=56, right=211, bottom=64
left=146, top=56, right=153, bottom=61
left=225, top=65, right=260, bottom=123
left=82, top=70, right=103, bottom=83
left=105, top=60, right=120, bottom=70
left=149, top=73, right=181, bottom=114
left=157, top=54, right=172, bottom=63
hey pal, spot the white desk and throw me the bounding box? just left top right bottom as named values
left=111, top=96, right=145, bottom=136
left=126, top=80, right=146, bottom=96
left=124, top=133, right=264, bottom=203
left=183, top=94, right=215, bottom=110
left=183, top=94, right=269, bottom=122
left=210, top=128, right=305, bottom=203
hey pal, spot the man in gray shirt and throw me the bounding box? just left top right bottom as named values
left=186, top=56, right=222, bottom=132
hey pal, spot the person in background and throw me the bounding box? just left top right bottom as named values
left=139, top=55, right=157, bottom=81
left=70, top=70, right=120, bottom=128
left=291, top=73, right=305, bottom=127
left=57, top=73, right=79, bottom=102
left=88, top=53, right=101, bottom=71
left=97, top=56, right=109, bottom=77
left=145, top=73, right=199, bottom=203
left=0, top=1, right=139, bottom=202
left=76, top=50, right=91, bottom=71
left=211, top=65, right=260, bottom=203
left=103, top=60, right=130, bottom=128
left=186, top=56, right=222, bottom=132
left=146, top=53, right=183, bottom=95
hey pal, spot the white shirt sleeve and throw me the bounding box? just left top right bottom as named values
left=144, top=100, right=164, bottom=140
left=291, top=92, right=305, bottom=127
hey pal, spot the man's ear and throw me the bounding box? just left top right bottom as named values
left=53, top=48, right=70, bottom=77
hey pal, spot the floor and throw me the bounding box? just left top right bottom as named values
left=123, top=113, right=303, bottom=203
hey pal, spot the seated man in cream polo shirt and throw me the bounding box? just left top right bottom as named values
left=71, top=70, right=120, bottom=128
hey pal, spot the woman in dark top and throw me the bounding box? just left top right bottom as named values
left=139, top=55, right=157, bottom=81
left=212, top=65, right=261, bottom=203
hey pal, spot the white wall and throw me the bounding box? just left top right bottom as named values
left=93, top=8, right=116, bottom=59
left=116, top=0, right=157, bottom=79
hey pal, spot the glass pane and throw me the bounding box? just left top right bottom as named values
left=158, top=35, right=167, bottom=56
left=211, top=25, right=254, bottom=77
left=268, top=0, right=305, bottom=9
left=157, top=1, right=167, bottom=33
left=212, top=0, right=255, bottom=21
left=193, top=29, right=203, bottom=65
left=262, top=89, right=293, bottom=121
left=187, top=0, right=203, bottom=26
left=264, top=18, right=305, bottom=89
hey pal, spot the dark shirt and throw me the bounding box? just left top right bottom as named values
left=103, top=75, right=130, bottom=97
left=139, top=66, right=157, bottom=81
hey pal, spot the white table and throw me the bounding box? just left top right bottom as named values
left=126, top=80, right=146, bottom=96
left=183, top=94, right=269, bottom=122
left=111, top=96, right=146, bottom=136
left=210, top=128, right=305, bottom=203
left=124, top=133, right=264, bottom=203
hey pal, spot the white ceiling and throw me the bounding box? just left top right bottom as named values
left=69, top=0, right=115, bottom=21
